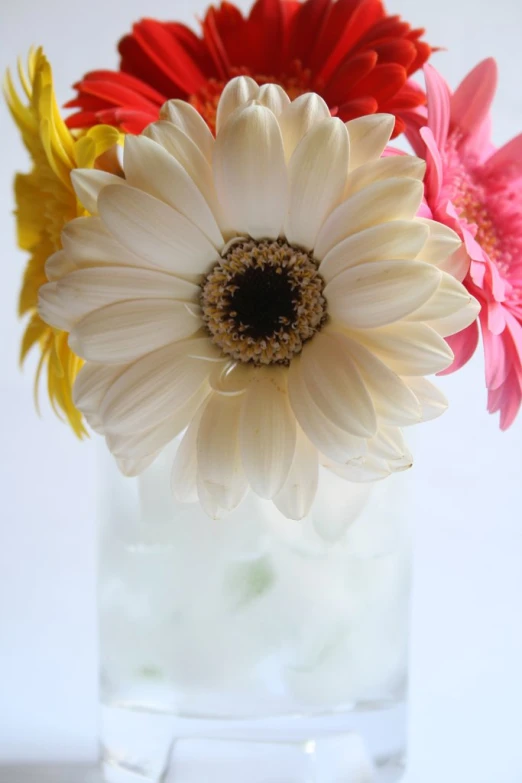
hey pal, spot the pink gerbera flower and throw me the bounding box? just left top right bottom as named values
left=407, top=59, right=522, bottom=429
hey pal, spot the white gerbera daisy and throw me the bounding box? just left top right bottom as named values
left=39, top=77, right=479, bottom=520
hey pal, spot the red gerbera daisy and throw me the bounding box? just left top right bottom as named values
left=65, top=0, right=432, bottom=137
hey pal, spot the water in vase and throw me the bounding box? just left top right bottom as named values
left=97, top=440, right=411, bottom=783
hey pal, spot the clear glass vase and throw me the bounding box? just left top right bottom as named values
left=97, top=438, right=411, bottom=783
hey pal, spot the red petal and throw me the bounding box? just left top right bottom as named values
left=97, top=107, right=158, bottom=134
left=75, top=70, right=166, bottom=104
left=322, top=50, right=378, bottom=105
left=287, top=0, right=332, bottom=67
left=392, top=116, right=405, bottom=136
left=356, top=16, right=410, bottom=47
left=246, top=0, right=286, bottom=74
left=165, top=22, right=218, bottom=77
left=119, top=32, right=187, bottom=99
left=372, top=39, right=417, bottom=69
left=312, top=0, right=384, bottom=83
left=348, top=63, right=407, bottom=102
left=406, top=40, right=431, bottom=74
left=65, top=111, right=99, bottom=129
left=131, top=19, right=208, bottom=95
left=65, top=93, right=115, bottom=111
left=407, top=27, right=426, bottom=42
left=336, top=96, right=379, bottom=121
left=200, top=6, right=232, bottom=78
left=202, top=2, right=251, bottom=70
left=389, top=80, right=427, bottom=110
left=67, top=79, right=160, bottom=114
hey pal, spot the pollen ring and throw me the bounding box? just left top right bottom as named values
left=201, top=239, right=327, bottom=365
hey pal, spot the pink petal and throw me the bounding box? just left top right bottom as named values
left=462, top=226, right=488, bottom=264
left=445, top=201, right=472, bottom=241
left=486, top=301, right=507, bottom=335
left=417, top=201, right=433, bottom=219
left=438, top=319, right=479, bottom=376
left=464, top=115, right=495, bottom=163
left=481, top=312, right=510, bottom=389
left=420, top=126, right=443, bottom=202
left=487, top=369, right=522, bottom=430
left=424, top=64, right=451, bottom=148
left=450, top=58, right=498, bottom=138
left=483, top=133, right=522, bottom=178
left=484, top=256, right=508, bottom=302
left=505, top=310, right=522, bottom=367
left=404, top=106, right=429, bottom=157
left=382, top=145, right=406, bottom=157
left=470, top=258, right=486, bottom=287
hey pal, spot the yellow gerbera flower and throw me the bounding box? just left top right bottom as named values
left=5, top=48, right=122, bottom=436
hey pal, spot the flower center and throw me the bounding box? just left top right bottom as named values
left=188, top=62, right=313, bottom=134
left=444, top=135, right=503, bottom=265
left=201, top=239, right=327, bottom=365
left=453, top=179, right=503, bottom=264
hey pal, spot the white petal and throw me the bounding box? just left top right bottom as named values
left=107, top=383, right=210, bottom=458
left=117, top=452, right=159, bottom=477
left=438, top=245, right=470, bottom=283
left=239, top=369, right=296, bottom=499
left=285, top=118, right=348, bottom=251
left=345, top=155, right=426, bottom=198
left=209, top=361, right=251, bottom=395
left=100, top=338, right=219, bottom=433
left=197, top=470, right=248, bottom=520
left=159, top=100, right=214, bottom=161
left=287, top=356, right=367, bottom=462
left=61, top=217, right=150, bottom=270
left=256, top=84, right=291, bottom=117
left=69, top=300, right=201, bottom=363
left=213, top=104, right=287, bottom=240
left=171, top=414, right=201, bottom=503
left=144, top=121, right=226, bottom=229
left=319, top=221, right=429, bottom=284
left=314, top=177, right=424, bottom=260
left=345, top=114, right=395, bottom=170
left=326, top=260, right=440, bottom=329
left=197, top=392, right=248, bottom=514
left=312, top=478, right=373, bottom=543
left=279, top=93, right=331, bottom=161
left=427, top=296, right=480, bottom=337
left=70, top=169, right=125, bottom=215
left=403, top=376, right=448, bottom=421
left=98, top=184, right=218, bottom=279
left=353, top=322, right=454, bottom=375
left=416, top=218, right=462, bottom=264
left=273, top=426, right=319, bottom=520
left=324, top=454, right=392, bottom=482
left=54, top=266, right=199, bottom=328
left=45, top=250, right=76, bottom=281
left=367, top=426, right=410, bottom=462
left=333, top=333, right=421, bottom=425
left=301, top=333, right=377, bottom=437
left=38, top=282, right=71, bottom=331
left=216, top=76, right=259, bottom=132
left=73, top=362, right=126, bottom=415
left=407, top=271, right=474, bottom=321
left=124, top=135, right=224, bottom=248
left=81, top=411, right=105, bottom=435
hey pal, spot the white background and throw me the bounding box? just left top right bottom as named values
left=1, top=1, right=522, bottom=781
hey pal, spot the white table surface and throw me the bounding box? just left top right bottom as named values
left=0, top=768, right=99, bottom=783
